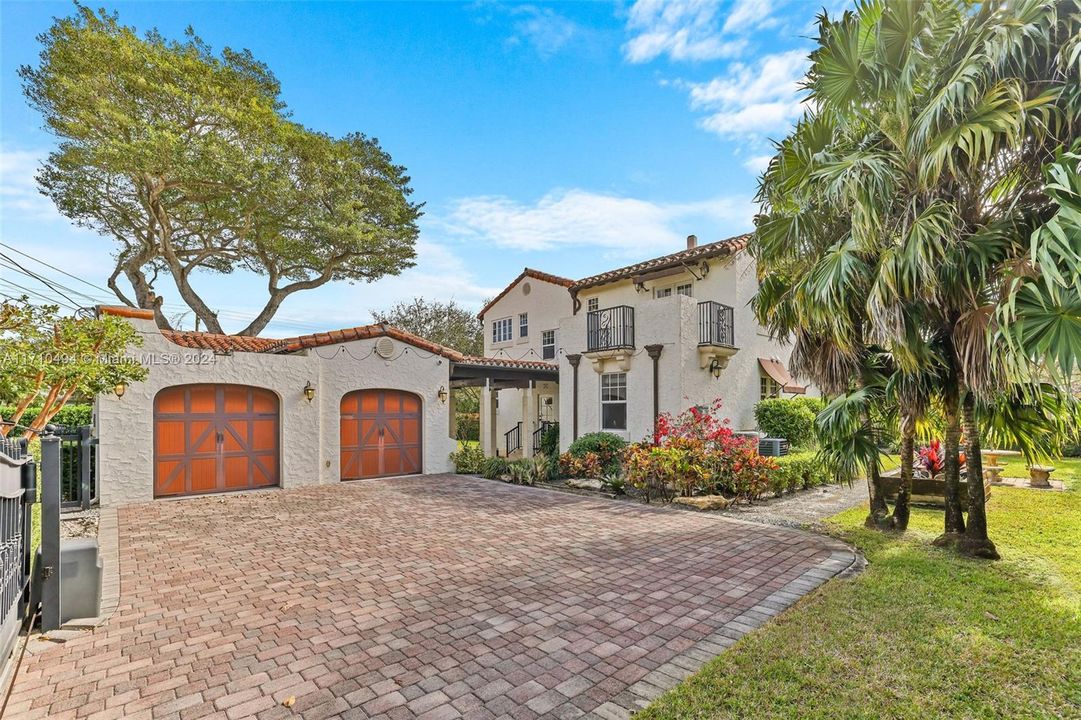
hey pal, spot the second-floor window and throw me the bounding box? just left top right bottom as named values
left=493, top=317, right=512, bottom=344
left=655, top=282, right=693, bottom=298
left=541, top=330, right=556, bottom=359
left=601, top=372, right=627, bottom=431
left=519, top=313, right=529, bottom=338
left=587, top=297, right=599, bottom=312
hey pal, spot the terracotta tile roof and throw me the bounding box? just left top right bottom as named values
left=477, top=268, right=575, bottom=319
left=268, top=325, right=464, bottom=359
left=456, top=356, right=558, bottom=372
left=162, top=330, right=282, bottom=354
left=570, top=234, right=751, bottom=294
left=97, top=305, right=155, bottom=320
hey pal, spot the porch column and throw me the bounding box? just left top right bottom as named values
left=486, top=379, right=499, bottom=457
left=523, top=380, right=535, bottom=458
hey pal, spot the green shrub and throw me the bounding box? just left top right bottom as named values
left=0, top=404, right=93, bottom=431
left=455, top=412, right=480, bottom=442
left=539, top=422, right=560, bottom=459
left=567, top=432, right=627, bottom=473
left=507, top=459, right=533, bottom=485
left=481, top=456, right=509, bottom=480
left=755, top=398, right=818, bottom=447
left=449, top=443, right=485, bottom=473
left=559, top=451, right=603, bottom=479
left=768, top=450, right=830, bottom=497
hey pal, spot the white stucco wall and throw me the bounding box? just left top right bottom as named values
left=95, top=314, right=455, bottom=507
left=479, top=274, right=572, bottom=456
left=558, top=251, right=815, bottom=451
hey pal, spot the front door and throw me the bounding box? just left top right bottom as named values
left=340, top=389, right=422, bottom=480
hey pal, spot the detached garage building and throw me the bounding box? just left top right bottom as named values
left=95, top=307, right=556, bottom=507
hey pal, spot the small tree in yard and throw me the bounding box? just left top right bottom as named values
left=0, top=298, right=147, bottom=438
left=20, top=7, right=421, bottom=336
left=371, top=298, right=483, bottom=356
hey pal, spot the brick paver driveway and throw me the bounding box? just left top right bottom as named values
left=9, top=476, right=855, bottom=720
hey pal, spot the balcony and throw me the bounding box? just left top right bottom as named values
left=698, top=301, right=735, bottom=347
left=586, top=305, right=635, bottom=352
left=697, top=301, right=739, bottom=372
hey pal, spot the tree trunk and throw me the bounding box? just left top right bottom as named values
left=863, top=413, right=889, bottom=529
left=890, top=412, right=914, bottom=533
left=935, top=381, right=966, bottom=545
left=959, top=391, right=999, bottom=559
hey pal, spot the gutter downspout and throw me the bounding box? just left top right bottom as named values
left=566, top=354, right=581, bottom=441
left=645, top=344, right=663, bottom=441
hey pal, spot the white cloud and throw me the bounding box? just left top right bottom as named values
left=742, top=154, right=773, bottom=174
left=506, top=5, right=580, bottom=58
left=683, top=49, right=809, bottom=138
left=623, top=0, right=784, bottom=63
left=440, top=188, right=753, bottom=254
left=0, top=148, right=56, bottom=221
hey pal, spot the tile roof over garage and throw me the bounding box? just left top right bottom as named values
left=99, top=306, right=557, bottom=372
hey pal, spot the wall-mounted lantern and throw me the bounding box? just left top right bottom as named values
left=303, top=381, right=316, bottom=403
left=437, top=385, right=448, bottom=404
left=708, top=358, right=724, bottom=379
left=113, top=382, right=127, bottom=398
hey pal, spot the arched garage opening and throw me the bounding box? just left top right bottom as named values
left=154, top=384, right=280, bottom=498
left=340, top=389, right=422, bottom=480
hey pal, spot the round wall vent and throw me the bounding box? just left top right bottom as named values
left=375, top=337, right=395, bottom=359
left=522, top=282, right=532, bottom=296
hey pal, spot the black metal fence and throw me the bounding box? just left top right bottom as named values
left=698, top=301, right=736, bottom=347
left=504, top=422, right=522, bottom=456
left=0, top=436, right=35, bottom=667
left=532, top=421, right=555, bottom=455
left=49, top=426, right=96, bottom=511
left=587, top=305, right=635, bottom=352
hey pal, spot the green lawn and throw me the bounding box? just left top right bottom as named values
left=638, top=467, right=1081, bottom=719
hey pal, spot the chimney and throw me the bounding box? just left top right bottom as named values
left=687, top=234, right=698, bottom=250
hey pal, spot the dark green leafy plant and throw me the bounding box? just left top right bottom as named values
left=566, top=432, right=627, bottom=474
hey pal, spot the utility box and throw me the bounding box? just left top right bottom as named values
left=34, top=538, right=102, bottom=625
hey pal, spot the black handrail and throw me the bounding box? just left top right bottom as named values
left=587, top=305, right=635, bottom=351
left=698, top=301, right=735, bottom=347
left=504, top=422, right=522, bottom=456
left=532, top=421, right=554, bottom=455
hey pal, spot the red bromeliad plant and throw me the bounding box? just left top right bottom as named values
left=626, top=400, right=778, bottom=502
left=917, top=439, right=966, bottom=479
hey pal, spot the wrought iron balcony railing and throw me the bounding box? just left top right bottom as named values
left=698, top=301, right=735, bottom=347
left=586, top=305, right=635, bottom=352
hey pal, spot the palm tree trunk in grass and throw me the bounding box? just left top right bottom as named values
left=959, top=391, right=999, bottom=559
left=935, top=382, right=967, bottom=544
left=891, top=413, right=914, bottom=533
left=864, top=415, right=889, bottom=529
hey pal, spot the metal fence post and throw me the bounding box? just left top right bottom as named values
left=40, top=434, right=61, bottom=631
left=79, top=426, right=92, bottom=511
left=20, top=454, right=36, bottom=618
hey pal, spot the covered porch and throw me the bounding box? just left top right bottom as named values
left=451, top=357, right=559, bottom=459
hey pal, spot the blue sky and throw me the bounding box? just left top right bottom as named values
left=0, top=0, right=834, bottom=336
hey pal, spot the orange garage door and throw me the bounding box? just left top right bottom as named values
left=154, top=384, right=280, bottom=498
left=340, top=390, right=422, bottom=480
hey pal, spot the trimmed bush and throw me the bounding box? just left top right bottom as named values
left=480, top=456, right=509, bottom=480
left=566, top=432, right=627, bottom=474
left=0, top=404, right=92, bottom=431
left=767, top=450, right=830, bottom=496
left=539, top=422, right=560, bottom=459
left=449, top=443, right=485, bottom=473
left=755, top=398, right=817, bottom=447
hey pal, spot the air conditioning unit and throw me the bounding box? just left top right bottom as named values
left=758, top=438, right=790, bottom=457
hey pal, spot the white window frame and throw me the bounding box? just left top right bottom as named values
left=655, top=282, right=693, bottom=299
left=761, top=375, right=782, bottom=400
left=600, top=372, right=627, bottom=431
left=587, top=297, right=599, bottom=312
left=541, top=329, right=556, bottom=360
left=492, top=317, right=513, bottom=344
left=519, top=312, right=529, bottom=338
left=676, top=282, right=693, bottom=297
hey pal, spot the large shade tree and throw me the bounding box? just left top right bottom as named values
left=754, top=0, right=1080, bottom=557
left=20, top=6, right=421, bottom=336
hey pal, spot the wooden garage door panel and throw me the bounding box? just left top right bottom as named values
left=154, top=384, right=280, bottom=498
left=340, top=389, right=422, bottom=480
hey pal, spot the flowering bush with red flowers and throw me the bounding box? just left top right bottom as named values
left=625, top=400, right=778, bottom=502
left=917, top=439, right=966, bottom=478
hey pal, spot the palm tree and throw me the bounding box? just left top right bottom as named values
left=755, top=0, right=1079, bottom=557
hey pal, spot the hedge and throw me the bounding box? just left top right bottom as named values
left=767, top=450, right=831, bottom=497
left=0, top=404, right=92, bottom=431
left=755, top=398, right=818, bottom=448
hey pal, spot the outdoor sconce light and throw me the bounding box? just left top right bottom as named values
left=303, top=381, right=316, bottom=403
left=709, top=358, right=724, bottom=379
left=437, top=385, right=448, bottom=404
left=113, top=382, right=127, bottom=399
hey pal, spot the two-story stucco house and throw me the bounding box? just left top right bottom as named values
left=477, top=235, right=811, bottom=458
